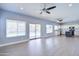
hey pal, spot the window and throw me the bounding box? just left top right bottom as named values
left=17, top=21, right=26, bottom=36
left=46, top=25, right=53, bottom=33
left=6, top=19, right=26, bottom=37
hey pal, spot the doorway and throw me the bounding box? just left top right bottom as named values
left=29, top=24, right=41, bottom=39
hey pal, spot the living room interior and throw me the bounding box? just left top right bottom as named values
left=0, top=3, right=79, bottom=56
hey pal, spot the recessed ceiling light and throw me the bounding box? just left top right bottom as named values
left=68, top=4, right=72, bottom=7
left=20, top=7, right=24, bottom=10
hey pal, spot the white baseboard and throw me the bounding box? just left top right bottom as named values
left=0, top=36, right=54, bottom=47
left=0, top=39, right=29, bottom=47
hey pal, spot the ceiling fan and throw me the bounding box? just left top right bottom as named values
left=57, top=18, right=64, bottom=25
left=40, top=4, right=56, bottom=14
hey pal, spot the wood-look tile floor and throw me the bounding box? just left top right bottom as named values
left=0, top=36, right=79, bottom=56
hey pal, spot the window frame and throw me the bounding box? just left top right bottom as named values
left=6, top=19, right=26, bottom=38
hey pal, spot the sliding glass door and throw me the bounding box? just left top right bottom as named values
left=36, top=24, right=41, bottom=38
left=29, top=24, right=41, bottom=39
left=29, top=24, right=36, bottom=39
left=54, top=25, right=60, bottom=35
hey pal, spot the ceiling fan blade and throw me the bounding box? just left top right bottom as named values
left=46, top=11, right=50, bottom=14
left=46, top=6, right=56, bottom=10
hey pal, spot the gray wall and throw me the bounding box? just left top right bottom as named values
left=0, top=9, right=56, bottom=44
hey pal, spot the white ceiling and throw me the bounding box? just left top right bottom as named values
left=0, top=3, right=79, bottom=23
